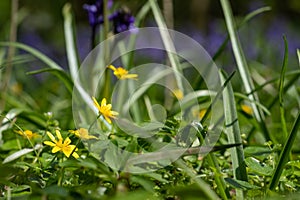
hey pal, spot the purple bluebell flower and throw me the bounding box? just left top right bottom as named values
left=110, top=9, right=136, bottom=34
left=83, top=0, right=113, bottom=27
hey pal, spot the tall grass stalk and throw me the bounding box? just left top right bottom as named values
left=220, top=70, right=248, bottom=199
left=63, top=3, right=80, bottom=82
left=0, top=0, right=18, bottom=113
left=149, top=0, right=184, bottom=93
left=220, top=0, right=270, bottom=142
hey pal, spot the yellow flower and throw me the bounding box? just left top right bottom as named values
left=44, top=130, right=79, bottom=159
left=199, top=109, right=207, bottom=120
left=173, top=89, right=184, bottom=100
left=69, top=128, right=97, bottom=140
left=16, top=130, right=39, bottom=139
left=92, top=97, right=119, bottom=124
left=108, top=65, right=138, bottom=80
left=241, top=104, right=253, bottom=115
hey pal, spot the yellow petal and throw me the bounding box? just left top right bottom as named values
left=108, top=65, right=117, bottom=71
left=63, top=145, right=76, bottom=158
left=72, top=152, right=80, bottom=159
left=55, top=130, right=62, bottom=140
left=64, top=137, right=72, bottom=145
left=16, top=130, right=24, bottom=136
left=92, top=96, right=100, bottom=110
left=46, top=131, right=57, bottom=143
left=101, top=98, right=107, bottom=106
left=44, top=141, right=56, bottom=147
left=111, top=111, right=119, bottom=116
left=104, top=116, right=112, bottom=124
left=52, top=146, right=61, bottom=153
left=122, top=74, right=138, bottom=80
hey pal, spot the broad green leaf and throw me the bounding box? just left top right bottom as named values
left=245, top=157, right=273, bottom=176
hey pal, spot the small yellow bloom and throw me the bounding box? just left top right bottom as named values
left=69, top=128, right=97, bottom=140
left=173, top=89, right=184, bottom=100
left=199, top=109, right=207, bottom=120
left=92, top=97, right=119, bottom=124
left=44, top=130, right=79, bottom=159
left=241, top=104, right=253, bottom=115
left=108, top=65, right=138, bottom=80
left=16, top=130, right=39, bottom=140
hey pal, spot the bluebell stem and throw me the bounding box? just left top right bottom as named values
left=110, top=9, right=136, bottom=34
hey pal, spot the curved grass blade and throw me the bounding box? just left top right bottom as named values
left=63, top=3, right=80, bottom=81
left=220, top=0, right=270, bottom=142
left=149, top=0, right=184, bottom=92
left=234, top=93, right=271, bottom=116
left=0, top=42, right=63, bottom=70
left=213, top=6, right=271, bottom=61
left=220, top=70, right=247, bottom=199
left=269, top=111, right=300, bottom=190
left=27, top=68, right=73, bottom=94
left=201, top=71, right=236, bottom=124
left=278, top=36, right=289, bottom=139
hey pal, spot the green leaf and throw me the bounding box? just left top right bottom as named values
left=3, top=144, right=43, bottom=164
left=245, top=157, right=273, bottom=176
left=244, top=146, right=273, bottom=156
left=130, top=175, right=155, bottom=193
left=225, top=178, right=260, bottom=190
left=0, top=108, right=23, bottom=146
left=287, top=160, right=300, bottom=169
left=1, top=139, right=19, bottom=151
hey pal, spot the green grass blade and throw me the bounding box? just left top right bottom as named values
left=63, top=3, right=79, bottom=81
left=278, top=36, right=289, bottom=139
left=27, top=68, right=73, bottom=93
left=269, top=111, right=300, bottom=190
left=0, top=42, right=63, bottom=70
left=201, top=71, right=236, bottom=124
left=220, top=0, right=270, bottom=141
left=220, top=70, right=248, bottom=199
left=213, top=6, right=271, bottom=61
left=149, top=0, right=183, bottom=92
left=297, top=49, right=300, bottom=67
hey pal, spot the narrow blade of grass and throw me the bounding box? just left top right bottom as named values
left=63, top=3, right=79, bottom=81
left=297, top=49, right=300, bottom=66
left=220, top=0, right=270, bottom=142
left=149, top=0, right=184, bottom=92
left=27, top=68, right=73, bottom=94
left=269, top=111, right=300, bottom=190
left=278, top=36, right=289, bottom=139
left=0, top=42, right=63, bottom=70
left=213, top=6, right=271, bottom=61
left=220, top=70, right=248, bottom=199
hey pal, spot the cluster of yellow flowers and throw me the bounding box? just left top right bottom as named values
left=16, top=65, right=137, bottom=159
left=16, top=128, right=98, bottom=159
left=91, top=65, right=138, bottom=124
